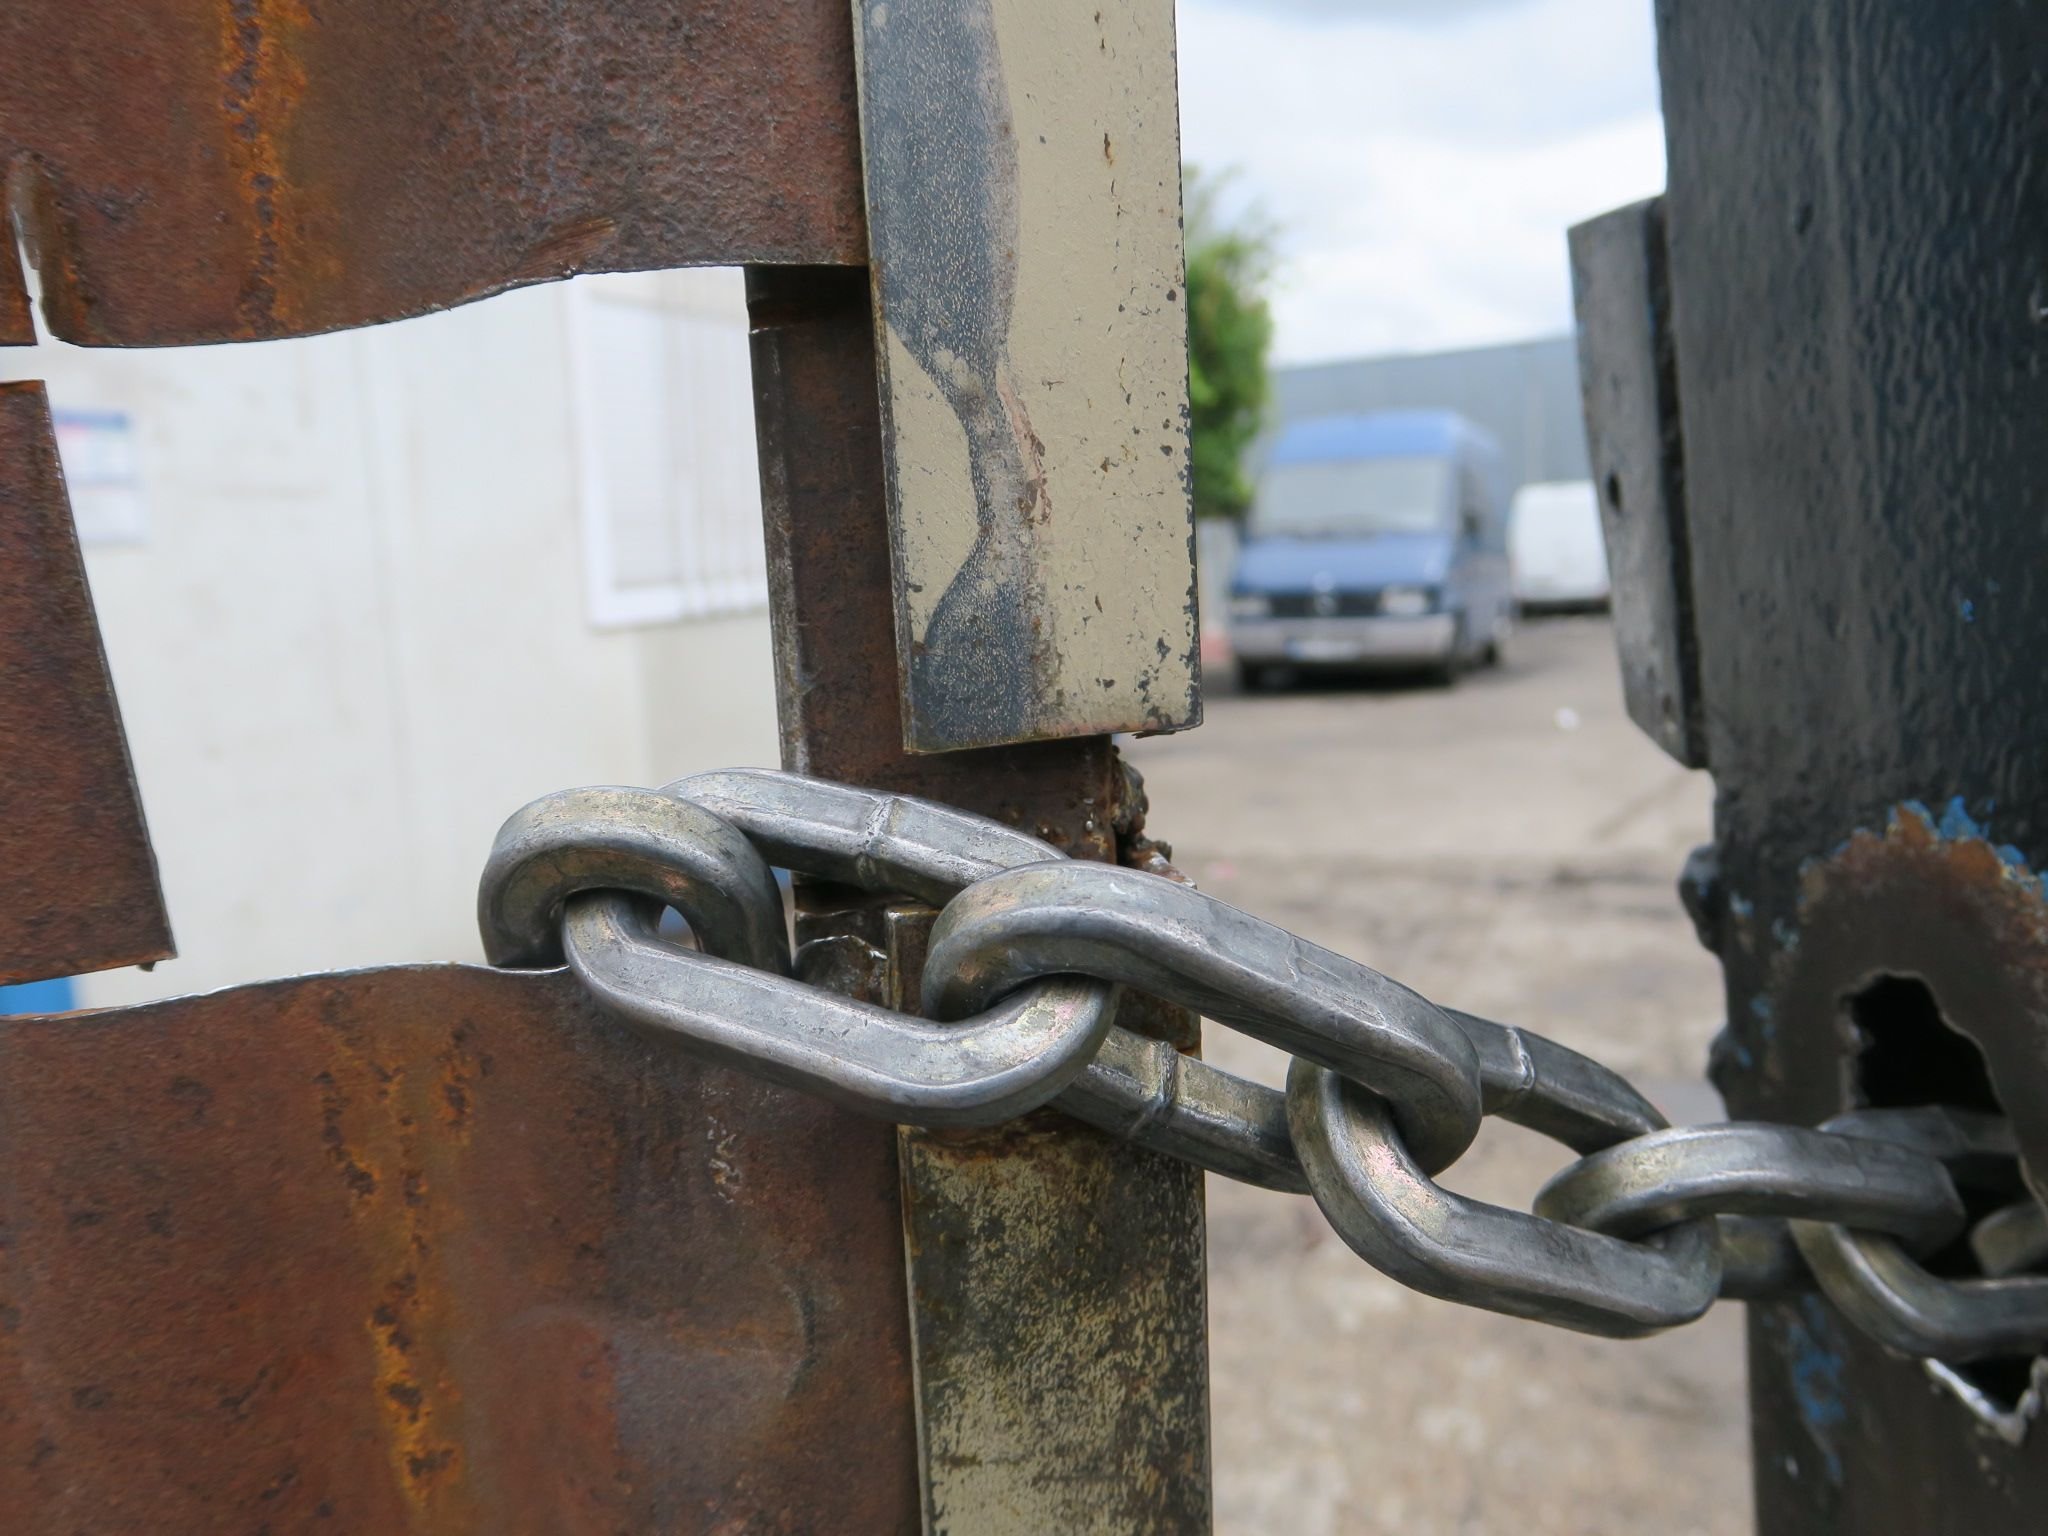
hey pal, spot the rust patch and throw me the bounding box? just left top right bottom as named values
left=0, top=205, right=28, bottom=341
left=0, top=965, right=918, bottom=1533
left=0, top=0, right=865, bottom=346
left=1766, top=802, right=2048, bottom=1197
left=0, top=382, right=172, bottom=984
left=216, top=0, right=315, bottom=333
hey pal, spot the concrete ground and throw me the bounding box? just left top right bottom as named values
left=1124, top=616, right=1750, bottom=1536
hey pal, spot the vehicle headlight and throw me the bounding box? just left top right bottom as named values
left=1378, top=586, right=1434, bottom=617
left=1228, top=593, right=1271, bottom=619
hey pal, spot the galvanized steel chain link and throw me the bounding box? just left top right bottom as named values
left=479, top=768, right=2048, bottom=1362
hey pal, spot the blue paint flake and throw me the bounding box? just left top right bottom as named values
left=1780, top=1296, right=1847, bottom=1485
left=1961, top=597, right=1976, bottom=623
left=1937, top=795, right=1984, bottom=841
left=1748, top=994, right=1778, bottom=1040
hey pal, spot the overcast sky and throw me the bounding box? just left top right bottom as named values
left=1177, top=0, right=1665, bottom=364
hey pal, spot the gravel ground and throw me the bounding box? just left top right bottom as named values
left=1124, top=616, right=1750, bottom=1536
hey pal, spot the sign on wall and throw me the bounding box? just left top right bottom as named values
left=52, top=408, right=148, bottom=545
left=852, top=0, right=1202, bottom=753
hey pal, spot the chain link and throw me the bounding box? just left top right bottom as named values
left=478, top=768, right=2048, bottom=1362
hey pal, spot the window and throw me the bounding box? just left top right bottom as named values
left=567, top=269, right=767, bottom=627
left=1250, top=456, right=1451, bottom=538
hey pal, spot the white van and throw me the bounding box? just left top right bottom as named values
left=1509, top=479, right=1610, bottom=612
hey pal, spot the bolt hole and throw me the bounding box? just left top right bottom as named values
left=1603, top=471, right=1623, bottom=515
left=1846, top=974, right=1999, bottom=1115
left=1844, top=974, right=2040, bottom=1416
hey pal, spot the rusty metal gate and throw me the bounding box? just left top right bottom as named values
left=5, top=3, right=2048, bottom=1534
left=2, top=3, right=1207, bottom=1528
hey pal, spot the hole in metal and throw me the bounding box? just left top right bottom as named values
left=1845, top=973, right=2043, bottom=1430
left=1846, top=974, right=1999, bottom=1116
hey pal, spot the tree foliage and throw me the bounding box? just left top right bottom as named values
left=1183, top=166, right=1276, bottom=521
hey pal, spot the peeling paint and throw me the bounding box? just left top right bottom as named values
left=854, top=0, right=1200, bottom=752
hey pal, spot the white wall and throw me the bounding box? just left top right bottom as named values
left=18, top=270, right=781, bottom=1007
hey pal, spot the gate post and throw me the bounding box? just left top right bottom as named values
left=746, top=264, right=1212, bottom=1532
left=1583, top=4, right=2048, bottom=1527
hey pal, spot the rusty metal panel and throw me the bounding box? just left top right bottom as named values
left=849, top=0, right=1201, bottom=752
left=0, top=0, right=865, bottom=347
left=0, top=239, right=27, bottom=345
left=0, top=964, right=920, bottom=1534
left=0, top=381, right=171, bottom=985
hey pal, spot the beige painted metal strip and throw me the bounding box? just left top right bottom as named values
left=852, top=0, right=1202, bottom=753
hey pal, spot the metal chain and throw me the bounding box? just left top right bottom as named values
left=478, top=767, right=2048, bottom=1363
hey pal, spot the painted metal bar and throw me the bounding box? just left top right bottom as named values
left=746, top=263, right=1212, bottom=1532
left=848, top=0, right=1201, bottom=753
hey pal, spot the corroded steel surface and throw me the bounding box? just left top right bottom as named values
left=900, top=1120, right=1211, bottom=1535
left=0, top=382, right=172, bottom=984
left=1762, top=806, right=2048, bottom=1198
left=0, top=0, right=864, bottom=347
left=0, top=242, right=27, bottom=342
left=0, top=965, right=919, bottom=1534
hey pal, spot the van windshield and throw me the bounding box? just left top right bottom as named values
left=1250, top=456, right=1450, bottom=538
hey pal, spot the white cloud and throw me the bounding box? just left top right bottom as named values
left=1177, top=0, right=1666, bottom=362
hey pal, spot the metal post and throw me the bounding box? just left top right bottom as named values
left=746, top=264, right=1213, bottom=1533
left=1595, top=4, right=2048, bottom=1527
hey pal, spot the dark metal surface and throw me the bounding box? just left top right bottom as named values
left=0, top=964, right=920, bottom=1534
left=1568, top=196, right=1705, bottom=767
left=746, top=263, right=1212, bottom=1531
left=854, top=0, right=1058, bottom=740
left=0, top=0, right=864, bottom=347
left=0, top=381, right=172, bottom=984
left=1653, top=0, right=2048, bottom=1523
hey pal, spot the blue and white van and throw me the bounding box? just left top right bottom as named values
left=1227, top=410, right=1513, bottom=687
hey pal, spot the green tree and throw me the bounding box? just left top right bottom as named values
left=1183, top=167, right=1276, bottom=521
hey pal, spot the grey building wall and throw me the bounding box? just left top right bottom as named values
left=1265, top=334, right=1588, bottom=494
